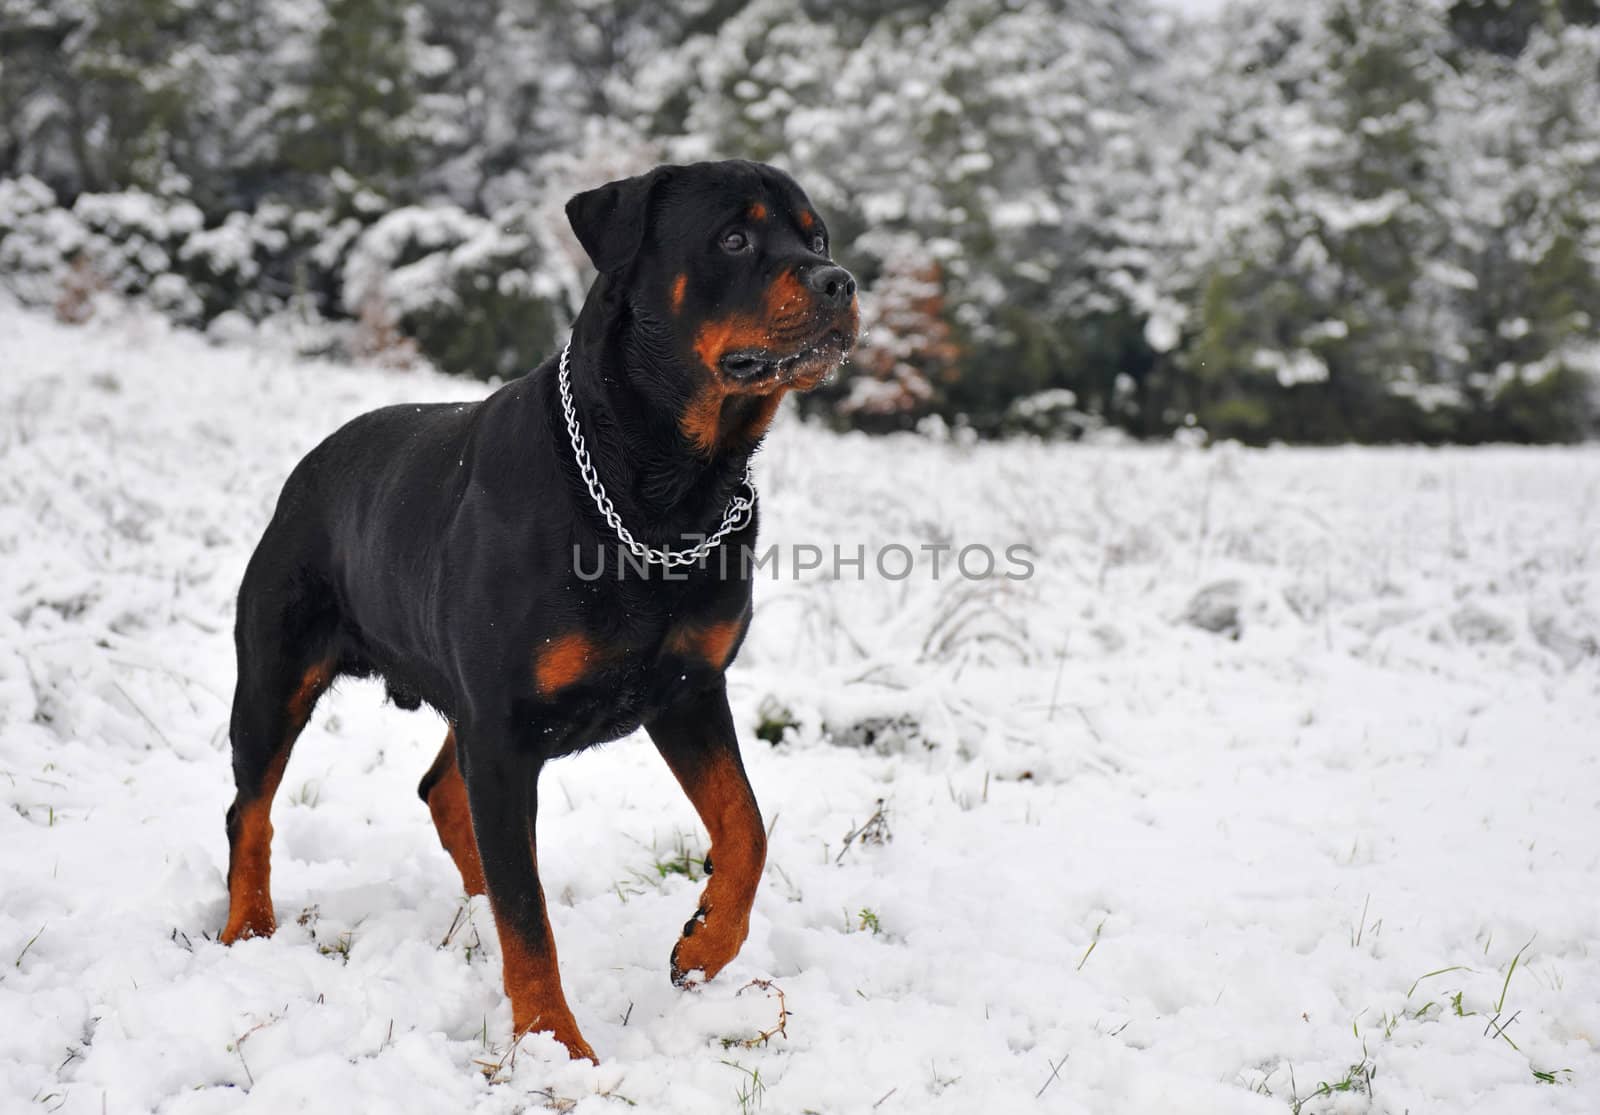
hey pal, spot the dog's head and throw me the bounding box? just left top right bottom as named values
left=567, top=160, right=859, bottom=455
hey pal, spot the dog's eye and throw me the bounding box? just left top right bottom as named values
left=810, top=234, right=827, bottom=256
left=720, top=230, right=751, bottom=254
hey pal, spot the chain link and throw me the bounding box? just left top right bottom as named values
left=558, top=342, right=756, bottom=568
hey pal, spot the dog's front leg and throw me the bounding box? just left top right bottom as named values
left=459, top=728, right=595, bottom=1062
left=646, top=680, right=767, bottom=987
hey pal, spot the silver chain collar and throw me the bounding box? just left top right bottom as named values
left=557, top=342, right=756, bottom=568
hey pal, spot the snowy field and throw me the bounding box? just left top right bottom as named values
left=2, top=302, right=1599, bottom=1115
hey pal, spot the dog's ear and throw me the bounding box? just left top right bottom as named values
left=566, top=167, right=672, bottom=275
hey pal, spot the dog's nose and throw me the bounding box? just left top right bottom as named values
left=804, top=264, right=857, bottom=308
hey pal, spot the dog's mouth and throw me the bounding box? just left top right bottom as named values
left=718, top=329, right=853, bottom=388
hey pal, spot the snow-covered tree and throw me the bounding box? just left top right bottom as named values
left=1, top=0, right=1597, bottom=440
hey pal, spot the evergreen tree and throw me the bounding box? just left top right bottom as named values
left=285, top=0, right=422, bottom=199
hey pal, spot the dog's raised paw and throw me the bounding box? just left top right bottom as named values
left=669, top=951, right=707, bottom=990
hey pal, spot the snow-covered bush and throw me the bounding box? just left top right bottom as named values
left=71, top=192, right=204, bottom=320
left=341, top=204, right=571, bottom=379
left=0, top=177, right=84, bottom=307
left=3, top=184, right=205, bottom=325
left=1003, top=389, right=1104, bottom=441
left=177, top=204, right=354, bottom=325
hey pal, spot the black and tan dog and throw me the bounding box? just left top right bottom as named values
left=220, top=160, right=858, bottom=1061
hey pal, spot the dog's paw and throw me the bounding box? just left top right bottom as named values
left=514, top=1016, right=599, bottom=1064
left=556, top=1031, right=599, bottom=1064
left=669, top=946, right=710, bottom=990
left=669, top=902, right=747, bottom=988
left=219, top=910, right=276, bottom=945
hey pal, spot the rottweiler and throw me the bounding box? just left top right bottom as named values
left=220, top=160, right=858, bottom=1061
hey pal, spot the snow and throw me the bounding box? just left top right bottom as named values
left=72, top=191, right=204, bottom=243
left=341, top=206, right=490, bottom=315
left=1254, top=347, right=1331, bottom=388
left=180, top=217, right=263, bottom=284
left=1143, top=308, right=1182, bottom=354
left=3, top=302, right=1600, bottom=1114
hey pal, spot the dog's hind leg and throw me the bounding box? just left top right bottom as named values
left=646, top=679, right=767, bottom=987
left=221, top=569, right=337, bottom=944
left=417, top=726, right=487, bottom=897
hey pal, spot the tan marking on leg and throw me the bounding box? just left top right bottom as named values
left=490, top=888, right=596, bottom=1061
left=668, top=751, right=766, bottom=985
left=223, top=661, right=332, bottom=944
left=286, top=661, right=331, bottom=732
left=533, top=633, right=599, bottom=696
left=222, top=746, right=289, bottom=944
left=670, top=273, right=687, bottom=315
left=424, top=729, right=486, bottom=896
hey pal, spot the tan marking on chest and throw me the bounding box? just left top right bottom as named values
left=534, top=633, right=601, bottom=695
left=667, top=619, right=745, bottom=671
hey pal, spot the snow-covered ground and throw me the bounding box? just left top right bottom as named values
left=2, top=302, right=1598, bottom=1114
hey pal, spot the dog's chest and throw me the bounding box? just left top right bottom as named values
left=524, top=579, right=748, bottom=747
